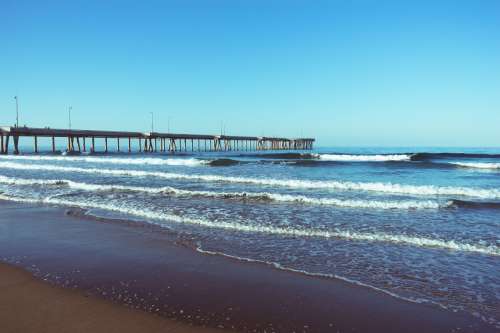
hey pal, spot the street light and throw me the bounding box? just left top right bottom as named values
left=14, top=96, right=19, bottom=127
left=150, top=112, right=154, bottom=133
left=68, top=106, right=72, bottom=129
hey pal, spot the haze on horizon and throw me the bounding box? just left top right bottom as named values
left=1, top=0, right=499, bottom=147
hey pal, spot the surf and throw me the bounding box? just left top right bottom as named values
left=0, top=154, right=208, bottom=167
left=318, top=154, right=412, bottom=162
left=450, top=162, right=500, bottom=170
left=0, top=193, right=498, bottom=256
left=1, top=161, right=500, bottom=199
left=0, top=175, right=442, bottom=209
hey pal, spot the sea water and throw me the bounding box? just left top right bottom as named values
left=0, top=146, right=499, bottom=328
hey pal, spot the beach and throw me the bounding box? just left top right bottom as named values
left=0, top=262, right=220, bottom=333
left=0, top=199, right=494, bottom=333
left=5, top=0, right=500, bottom=330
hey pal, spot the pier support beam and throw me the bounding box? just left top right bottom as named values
left=4, top=136, right=10, bottom=154
left=34, top=136, right=38, bottom=153
left=13, top=136, right=19, bottom=154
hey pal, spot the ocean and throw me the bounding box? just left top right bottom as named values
left=0, top=147, right=499, bottom=328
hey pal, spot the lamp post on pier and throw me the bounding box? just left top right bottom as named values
left=14, top=96, right=19, bottom=127
left=68, top=106, right=72, bottom=129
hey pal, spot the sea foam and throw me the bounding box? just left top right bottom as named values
left=0, top=175, right=441, bottom=209
left=1, top=161, right=499, bottom=199
left=451, top=162, right=500, bottom=170
left=0, top=155, right=207, bottom=167
left=0, top=193, right=498, bottom=256
left=318, top=154, right=411, bottom=162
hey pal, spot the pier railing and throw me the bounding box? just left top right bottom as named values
left=0, top=126, right=314, bottom=154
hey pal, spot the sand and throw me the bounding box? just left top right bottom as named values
left=0, top=200, right=495, bottom=332
left=0, top=262, right=221, bottom=333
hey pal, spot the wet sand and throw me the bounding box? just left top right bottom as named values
left=0, top=200, right=495, bottom=332
left=0, top=262, right=221, bottom=333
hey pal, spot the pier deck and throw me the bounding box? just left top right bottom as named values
left=0, top=126, right=314, bottom=154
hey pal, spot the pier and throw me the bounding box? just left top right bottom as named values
left=0, top=126, right=314, bottom=154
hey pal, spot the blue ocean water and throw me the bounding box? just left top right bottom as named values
left=0, top=147, right=499, bottom=328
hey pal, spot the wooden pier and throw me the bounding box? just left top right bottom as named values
left=0, top=126, right=314, bottom=154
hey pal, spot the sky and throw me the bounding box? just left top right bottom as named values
left=1, top=0, right=499, bottom=147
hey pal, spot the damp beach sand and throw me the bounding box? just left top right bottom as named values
left=0, top=200, right=494, bottom=333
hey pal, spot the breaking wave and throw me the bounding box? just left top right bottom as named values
left=450, top=162, right=500, bottom=170
left=410, top=152, right=500, bottom=161
left=0, top=193, right=498, bottom=256
left=318, top=154, right=411, bottom=162
left=1, top=161, right=499, bottom=199
left=242, top=153, right=317, bottom=159
left=0, top=175, right=442, bottom=209
left=208, top=158, right=241, bottom=166
left=0, top=154, right=207, bottom=167
left=448, top=199, right=500, bottom=210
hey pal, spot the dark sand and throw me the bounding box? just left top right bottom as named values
left=0, top=262, right=221, bottom=333
left=0, top=200, right=495, bottom=332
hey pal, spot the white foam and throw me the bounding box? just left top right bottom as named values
left=1, top=161, right=499, bottom=199
left=264, top=193, right=440, bottom=209
left=0, top=193, right=498, bottom=256
left=0, top=155, right=207, bottom=167
left=319, top=154, right=411, bottom=162
left=451, top=162, right=500, bottom=170
left=0, top=175, right=441, bottom=209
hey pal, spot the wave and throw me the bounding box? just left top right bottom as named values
left=0, top=154, right=207, bottom=167
left=241, top=153, right=317, bottom=159
left=318, top=154, right=411, bottom=162
left=208, top=158, right=241, bottom=167
left=1, top=161, right=499, bottom=199
left=448, top=199, right=500, bottom=210
left=281, top=159, right=456, bottom=170
left=0, top=193, right=498, bottom=256
left=244, top=152, right=412, bottom=162
left=450, top=162, right=500, bottom=170
left=410, top=152, right=500, bottom=161
left=0, top=175, right=442, bottom=209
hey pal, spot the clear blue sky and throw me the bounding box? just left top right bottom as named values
left=1, top=0, right=499, bottom=146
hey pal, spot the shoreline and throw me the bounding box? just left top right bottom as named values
left=0, top=199, right=496, bottom=332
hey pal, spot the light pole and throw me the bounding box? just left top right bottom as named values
left=68, top=106, right=72, bottom=129
left=14, top=96, right=19, bottom=127
left=150, top=112, right=154, bottom=133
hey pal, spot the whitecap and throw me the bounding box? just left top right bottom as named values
left=1, top=161, right=499, bottom=199
left=319, top=154, right=411, bottom=162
